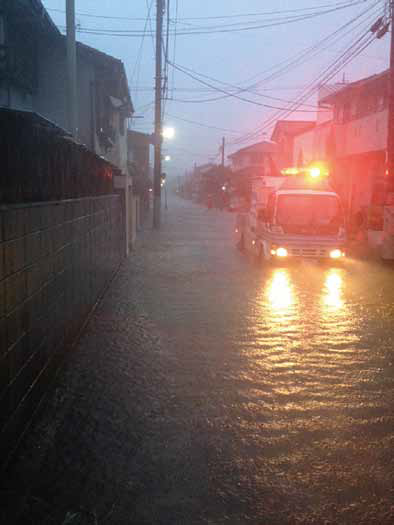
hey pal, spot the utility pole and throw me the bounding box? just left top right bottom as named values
left=221, top=136, right=225, bottom=168
left=153, top=0, right=164, bottom=229
left=66, top=0, right=78, bottom=138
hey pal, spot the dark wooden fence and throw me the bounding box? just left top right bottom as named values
left=0, top=108, right=120, bottom=204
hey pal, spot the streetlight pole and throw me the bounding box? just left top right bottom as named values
left=153, top=0, right=164, bottom=229
left=66, top=0, right=78, bottom=138
left=221, top=136, right=225, bottom=168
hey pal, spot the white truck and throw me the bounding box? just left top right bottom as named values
left=235, top=168, right=347, bottom=262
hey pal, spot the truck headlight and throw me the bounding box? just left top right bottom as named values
left=329, top=249, right=343, bottom=259
left=276, top=247, right=288, bottom=257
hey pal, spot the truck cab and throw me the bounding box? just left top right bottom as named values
left=236, top=166, right=347, bottom=262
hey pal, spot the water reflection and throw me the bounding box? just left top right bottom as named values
left=267, top=269, right=294, bottom=311
left=323, top=270, right=343, bottom=310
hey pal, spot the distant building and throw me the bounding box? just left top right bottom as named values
left=270, top=120, right=315, bottom=168
left=128, top=130, right=152, bottom=231
left=228, top=140, right=281, bottom=177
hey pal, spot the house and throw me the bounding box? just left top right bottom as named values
left=228, top=140, right=280, bottom=176
left=0, top=0, right=60, bottom=109
left=1, top=0, right=137, bottom=253
left=318, top=70, right=388, bottom=216
left=270, top=120, right=316, bottom=168
left=227, top=141, right=284, bottom=204
left=292, top=73, right=389, bottom=218
left=0, top=0, right=134, bottom=175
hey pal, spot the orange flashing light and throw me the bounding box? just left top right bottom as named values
left=281, top=167, right=299, bottom=176
left=309, top=167, right=321, bottom=178
left=281, top=163, right=329, bottom=178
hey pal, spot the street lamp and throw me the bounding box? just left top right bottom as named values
left=164, top=155, right=171, bottom=162
left=162, top=126, right=175, bottom=140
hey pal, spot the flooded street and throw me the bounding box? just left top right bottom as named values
left=5, top=196, right=394, bottom=524
left=132, top=196, right=394, bottom=524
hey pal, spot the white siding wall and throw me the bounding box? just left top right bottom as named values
left=334, top=109, right=388, bottom=157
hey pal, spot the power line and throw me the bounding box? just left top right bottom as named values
left=130, top=0, right=155, bottom=110
left=56, top=1, right=370, bottom=37
left=46, top=1, right=365, bottom=23
left=145, top=0, right=156, bottom=52
left=166, top=62, right=332, bottom=109
left=230, top=25, right=379, bottom=147
left=164, top=113, right=242, bottom=134
left=174, top=0, right=369, bottom=20
left=170, top=0, right=179, bottom=100
left=168, top=61, right=331, bottom=112
left=163, top=1, right=382, bottom=105
left=168, top=1, right=367, bottom=31
left=228, top=4, right=384, bottom=145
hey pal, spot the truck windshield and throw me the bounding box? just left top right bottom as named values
left=276, top=194, right=342, bottom=234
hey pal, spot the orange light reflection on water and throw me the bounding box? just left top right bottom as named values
left=323, top=270, right=344, bottom=310
left=267, top=269, right=294, bottom=311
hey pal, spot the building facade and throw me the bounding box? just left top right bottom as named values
left=270, top=120, right=315, bottom=168
left=1, top=0, right=138, bottom=252
left=228, top=140, right=281, bottom=176
left=0, top=0, right=133, bottom=174
left=293, top=71, right=388, bottom=222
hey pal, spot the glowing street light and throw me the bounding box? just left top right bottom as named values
left=164, top=155, right=171, bottom=161
left=162, top=126, right=175, bottom=140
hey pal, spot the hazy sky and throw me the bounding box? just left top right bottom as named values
left=43, top=1, right=389, bottom=176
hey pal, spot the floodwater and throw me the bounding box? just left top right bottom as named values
left=5, top=196, right=394, bottom=524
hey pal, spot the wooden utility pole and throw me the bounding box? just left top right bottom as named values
left=221, top=136, right=225, bottom=168
left=66, top=0, right=78, bottom=138
left=153, top=0, right=164, bottom=229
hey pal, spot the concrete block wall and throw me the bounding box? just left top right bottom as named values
left=0, top=195, right=123, bottom=461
